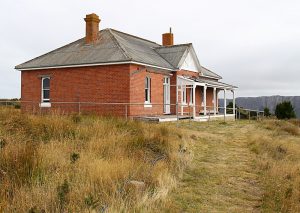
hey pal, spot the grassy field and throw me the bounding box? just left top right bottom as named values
left=0, top=108, right=191, bottom=212
left=162, top=119, right=300, bottom=212
left=0, top=107, right=300, bottom=212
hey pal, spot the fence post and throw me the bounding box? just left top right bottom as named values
left=78, top=102, right=81, bottom=114
left=208, top=109, right=211, bottom=123
left=256, top=111, right=258, bottom=120
left=188, top=103, right=191, bottom=126
left=176, top=103, right=179, bottom=127
left=248, top=111, right=251, bottom=122
left=224, top=107, right=226, bottom=123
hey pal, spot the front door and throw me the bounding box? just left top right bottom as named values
left=163, top=77, right=170, bottom=114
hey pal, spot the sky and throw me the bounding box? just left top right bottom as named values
left=0, top=0, right=299, bottom=98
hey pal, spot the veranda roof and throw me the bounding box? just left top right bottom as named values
left=178, top=75, right=237, bottom=90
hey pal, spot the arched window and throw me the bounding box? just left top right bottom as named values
left=42, top=77, right=50, bottom=102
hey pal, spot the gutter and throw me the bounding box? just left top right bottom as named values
left=15, top=60, right=175, bottom=72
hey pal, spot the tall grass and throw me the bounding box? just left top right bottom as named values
left=248, top=119, right=300, bottom=212
left=0, top=108, right=190, bottom=212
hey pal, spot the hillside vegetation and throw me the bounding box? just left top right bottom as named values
left=0, top=108, right=190, bottom=212
left=249, top=119, right=300, bottom=212
left=1, top=107, right=300, bottom=212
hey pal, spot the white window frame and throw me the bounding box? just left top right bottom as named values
left=144, top=76, right=152, bottom=107
left=41, top=77, right=50, bottom=103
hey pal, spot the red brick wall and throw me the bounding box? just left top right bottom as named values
left=21, top=64, right=216, bottom=117
left=128, top=64, right=171, bottom=116
left=21, top=65, right=131, bottom=115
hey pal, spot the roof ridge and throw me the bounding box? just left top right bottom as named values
left=152, top=49, right=177, bottom=70
left=108, top=28, right=161, bottom=46
left=110, top=28, right=175, bottom=69
left=154, top=43, right=192, bottom=49
left=107, top=29, right=132, bottom=60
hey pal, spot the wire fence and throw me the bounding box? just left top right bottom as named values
left=0, top=100, right=264, bottom=122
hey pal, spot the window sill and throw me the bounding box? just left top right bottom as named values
left=40, top=102, right=51, bottom=108
left=144, top=103, right=152, bottom=108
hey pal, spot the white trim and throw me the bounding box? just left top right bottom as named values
left=16, top=61, right=174, bottom=72
left=179, top=49, right=201, bottom=72
left=163, top=76, right=171, bottom=114
left=144, top=103, right=152, bottom=108
left=213, top=87, right=217, bottom=116
left=189, top=88, right=194, bottom=105
left=40, top=102, right=51, bottom=108
left=182, top=85, right=187, bottom=104
left=202, top=74, right=222, bottom=80
left=178, top=45, right=202, bottom=73
left=192, top=83, right=196, bottom=118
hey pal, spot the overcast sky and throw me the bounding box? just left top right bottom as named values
left=0, top=0, right=299, bottom=98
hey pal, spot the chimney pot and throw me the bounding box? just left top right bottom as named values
left=162, top=27, right=174, bottom=46
left=84, top=13, right=100, bottom=44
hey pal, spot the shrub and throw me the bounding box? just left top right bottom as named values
left=70, top=152, right=80, bottom=164
left=275, top=101, right=296, bottom=119
left=57, top=179, right=70, bottom=211
left=264, top=107, right=271, bottom=117
left=226, top=102, right=236, bottom=114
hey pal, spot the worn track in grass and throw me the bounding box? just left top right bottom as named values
left=163, top=121, right=263, bottom=212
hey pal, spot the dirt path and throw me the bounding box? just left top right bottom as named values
left=164, top=121, right=263, bottom=212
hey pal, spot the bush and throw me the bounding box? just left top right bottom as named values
left=275, top=101, right=296, bottom=119
left=264, top=107, right=271, bottom=117
left=226, top=102, right=234, bottom=114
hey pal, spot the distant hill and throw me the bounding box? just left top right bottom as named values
left=219, top=96, right=300, bottom=118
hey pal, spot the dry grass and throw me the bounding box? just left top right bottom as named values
left=261, top=119, right=300, bottom=136
left=160, top=121, right=263, bottom=212
left=248, top=119, right=300, bottom=212
left=160, top=119, right=300, bottom=212
left=2, top=107, right=299, bottom=212
left=0, top=108, right=191, bottom=212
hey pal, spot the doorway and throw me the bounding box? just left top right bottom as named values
left=163, top=77, right=170, bottom=114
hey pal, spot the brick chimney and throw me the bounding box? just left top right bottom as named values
left=84, top=13, right=100, bottom=44
left=162, top=28, right=174, bottom=46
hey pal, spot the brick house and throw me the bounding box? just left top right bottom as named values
left=15, top=13, right=237, bottom=120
